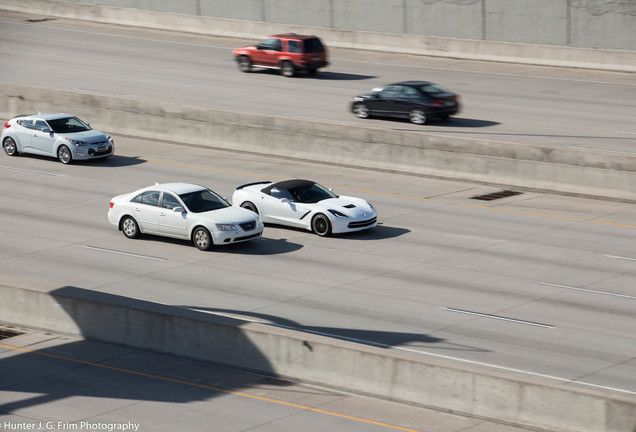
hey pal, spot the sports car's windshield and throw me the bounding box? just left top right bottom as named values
left=47, top=116, right=91, bottom=133
left=179, top=189, right=229, bottom=213
left=287, top=182, right=337, bottom=203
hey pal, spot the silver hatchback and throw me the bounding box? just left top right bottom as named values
left=2, top=113, right=114, bottom=164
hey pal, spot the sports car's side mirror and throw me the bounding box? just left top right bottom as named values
left=41, top=126, right=52, bottom=133
left=280, top=198, right=291, bottom=203
left=173, top=206, right=185, bottom=213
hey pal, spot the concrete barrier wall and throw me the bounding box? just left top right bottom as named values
left=3, top=0, right=636, bottom=72
left=1, top=277, right=635, bottom=432
left=4, top=84, right=636, bottom=202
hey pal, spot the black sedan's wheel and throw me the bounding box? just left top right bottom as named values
left=3, top=137, right=18, bottom=156
left=193, top=227, right=213, bottom=251
left=121, top=216, right=141, bottom=239
left=409, top=109, right=427, bottom=125
left=311, top=214, right=332, bottom=237
left=240, top=201, right=259, bottom=214
left=238, top=56, right=251, bottom=72
left=353, top=103, right=370, bottom=119
left=57, top=145, right=72, bottom=164
left=281, top=61, right=295, bottom=77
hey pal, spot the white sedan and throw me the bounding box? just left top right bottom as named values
left=232, top=179, right=377, bottom=236
left=108, top=183, right=264, bottom=250
left=2, top=113, right=114, bottom=164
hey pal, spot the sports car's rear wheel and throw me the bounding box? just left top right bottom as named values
left=281, top=61, right=295, bottom=77
left=312, top=214, right=332, bottom=237
left=238, top=56, right=251, bottom=72
left=121, top=216, right=141, bottom=239
left=3, top=137, right=18, bottom=156
left=193, top=227, right=213, bottom=251
left=353, top=103, right=370, bottom=119
left=57, top=145, right=72, bottom=164
left=409, top=109, right=427, bottom=125
left=240, top=201, right=259, bottom=214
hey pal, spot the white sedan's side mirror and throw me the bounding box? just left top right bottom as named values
left=173, top=206, right=185, bottom=213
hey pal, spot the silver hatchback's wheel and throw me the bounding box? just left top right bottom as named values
left=3, top=137, right=18, bottom=156
left=193, top=227, right=213, bottom=251
left=311, top=214, right=332, bottom=237
left=121, top=216, right=141, bottom=239
left=238, top=56, right=251, bottom=72
left=353, top=103, right=370, bottom=119
left=409, top=109, right=427, bottom=125
left=281, top=61, right=295, bottom=77
left=57, top=145, right=72, bottom=164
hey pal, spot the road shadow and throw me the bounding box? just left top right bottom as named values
left=386, top=117, right=500, bottom=129
left=247, top=69, right=375, bottom=80
left=262, top=223, right=409, bottom=240
left=129, top=233, right=303, bottom=255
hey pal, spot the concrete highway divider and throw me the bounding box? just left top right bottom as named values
left=3, top=84, right=636, bottom=202
left=1, top=275, right=635, bottom=432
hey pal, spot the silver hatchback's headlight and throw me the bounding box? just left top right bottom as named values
left=66, top=138, right=87, bottom=146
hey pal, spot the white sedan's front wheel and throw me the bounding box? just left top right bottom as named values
left=193, top=227, right=213, bottom=251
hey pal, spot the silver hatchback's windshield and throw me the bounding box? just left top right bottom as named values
left=47, top=116, right=91, bottom=134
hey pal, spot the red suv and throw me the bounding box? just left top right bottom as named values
left=233, top=34, right=328, bottom=77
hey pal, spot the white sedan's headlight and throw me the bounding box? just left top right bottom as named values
left=66, top=138, right=87, bottom=146
left=216, top=223, right=237, bottom=231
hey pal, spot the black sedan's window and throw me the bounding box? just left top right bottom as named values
left=179, top=189, right=229, bottom=213
left=418, top=83, right=451, bottom=96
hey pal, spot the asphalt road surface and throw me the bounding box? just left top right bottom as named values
left=0, top=8, right=635, bottom=427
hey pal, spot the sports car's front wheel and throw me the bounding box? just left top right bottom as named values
left=240, top=201, right=259, bottom=214
left=193, top=227, right=213, bottom=251
left=312, top=214, right=332, bottom=237
left=3, top=137, right=18, bottom=156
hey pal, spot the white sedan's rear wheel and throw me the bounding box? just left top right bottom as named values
left=121, top=216, right=141, bottom=239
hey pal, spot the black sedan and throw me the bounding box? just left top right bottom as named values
left=350, top=81, right=460, bottom=124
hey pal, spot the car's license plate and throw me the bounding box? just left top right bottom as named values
left=98, top=146, right=106, bottom=152
left=312, top=56, right=320, bottom=61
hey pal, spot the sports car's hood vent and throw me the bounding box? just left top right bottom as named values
left=343, top=204, right=356, bottom=209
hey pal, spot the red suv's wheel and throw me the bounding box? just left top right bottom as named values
left=238, top=56, right=252, bottom=73
left=280, top=61, right=295, bottom=77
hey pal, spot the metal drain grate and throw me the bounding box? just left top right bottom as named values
left=0, top=328, right=24, bottom=340
left=471, top=190, right=522, bottom=201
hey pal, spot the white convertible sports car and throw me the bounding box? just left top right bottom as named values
left=108, top=183, right=264, bottom=250
left=232, top=179, right=377, bottom=236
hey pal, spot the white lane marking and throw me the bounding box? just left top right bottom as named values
left=541, top=281, right=636, bottom=300
left=0, top=165, right=63, bottom=176
left=82, top=245, right=166, bottom=261
left=615, top=130, right=636, bottom=135
left=566, top=145, right=636, bottom=156
left=607, top=254, right=636, bottom=262
left=441, top=307, right=554, bottom=328
left=179, top=306, right=634, bottom=395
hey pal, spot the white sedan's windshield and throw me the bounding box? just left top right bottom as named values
left=179, top=189, right=229, bottom=213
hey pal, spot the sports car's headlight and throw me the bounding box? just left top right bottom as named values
left=216, top=223, right=237, bottom=231
left=367, top=201, right=375, bottom=211
left=328, top=209, right=348, bottom=218
left=66, top=138, right=87, bottom=146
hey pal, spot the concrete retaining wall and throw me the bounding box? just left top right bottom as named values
left=2, top=0, right=636, bottom=72
left=4, top=84, right=636, bottom=202
left=1, top=277, right=635, bottom=432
